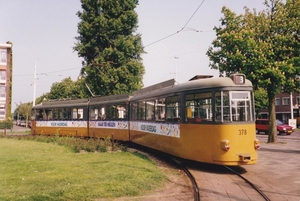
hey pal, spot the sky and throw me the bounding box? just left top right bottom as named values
left=0, top=0, right=266, bottom=112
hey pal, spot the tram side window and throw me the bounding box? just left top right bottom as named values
left=53, top=109, right=58, bottom=120
left=36, top=109, right=44, bottom=120
left=186, top=93, right=212, bottom=123
left=131, top=102, right=138, bottom=120
left=98, top=107, right=106, bottom=120
left=72, top=108, right=83, bottom=119
left=215, top=91, right=230, bottom=122
left=78, top=109, right=83, bottom=119
left=53, top=108, right=63, bottom=120
left=137, top=101, right=145, bottom=120
left=90, top=107, right=99, bottom=120
left=46, top=109, right=53, bottom=120
left=146, top=101, right=155, bottom=121
left=166, top=96, right=180, bottom=121
left=116, top=105, right=127, bottom=120
left=155, top=98, right=166, bottom=121
left=72, top=108, right=78, bottom=119
left=62, top=108, right=71, bottom=120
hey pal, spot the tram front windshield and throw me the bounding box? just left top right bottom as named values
left=215, top=91, right=254, bottom=122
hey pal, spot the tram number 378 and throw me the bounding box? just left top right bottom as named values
left=238, top=129, right=247, bottom=135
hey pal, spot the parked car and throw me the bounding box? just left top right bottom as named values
left=255, top=119, right=294, bottom=135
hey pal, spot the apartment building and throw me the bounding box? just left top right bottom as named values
left=0, top=42, right=12, bottom=120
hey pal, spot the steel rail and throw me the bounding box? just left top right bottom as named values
left=224, top=166, right=271, bottom=201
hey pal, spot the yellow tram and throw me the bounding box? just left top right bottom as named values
left=31, top=74, right=260, bottom=166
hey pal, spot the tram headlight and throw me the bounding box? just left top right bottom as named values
left=220, top=139, right=230, bottom=151
left=254, top=139, right=260, bottom=149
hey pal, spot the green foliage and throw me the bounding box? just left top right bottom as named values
left=47, top=77, right=89, bottom=100
left=0, top=119, right=13, bottom=129
left=254, top=88, right=268, bottom=116
left=14, top=102, right=32, bottom=126
left=207, top=0, right=300, bottom=143
left=1, top=134, right=120, bottom=153
left=74, top=0, right=145, bottom=96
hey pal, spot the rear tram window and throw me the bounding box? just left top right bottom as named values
left=166, top=96, right=180, bottom=121
left=186, top=93, right=212, bottom=123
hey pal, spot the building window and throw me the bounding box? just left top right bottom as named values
left=0, top=86, right=5, bottom=98
left=297, top=96, right=300, bottom=106
left=0, top=71, right=6, bottom=81
left=275, top=98, right=281, bottom=106
left=282, top=97, right=290, bottom=105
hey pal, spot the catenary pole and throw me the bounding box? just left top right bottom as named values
left=33, top=62, right=37, bottom=106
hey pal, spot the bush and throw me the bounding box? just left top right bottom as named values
left=0, top=119, right=13, bottom=129
left=0, top=134, right=125, bottom=153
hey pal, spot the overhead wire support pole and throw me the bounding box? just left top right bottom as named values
left=33, top=62, right=37, bottom=106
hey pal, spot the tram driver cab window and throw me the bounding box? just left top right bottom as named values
left=215, top=91, right=253, bottom=122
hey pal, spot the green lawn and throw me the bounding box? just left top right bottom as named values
left=0, top=138, right=167, bottom=201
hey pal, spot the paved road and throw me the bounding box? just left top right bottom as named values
left=242, top=130, right=300, bottom=200
left=0, top=125, right=31, bottom=134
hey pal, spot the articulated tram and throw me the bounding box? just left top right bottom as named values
left=31, top=74, right=260, bottom=166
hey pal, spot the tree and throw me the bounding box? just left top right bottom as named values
left=47, top=77, right=88, bottom=100
left=254, top=88, right=268, bottom=117
left=35, top=93, right=49, bottom=105
left=15, top=102, right=32, bottom=128
left=207, top=0, right=300, bottom=143
left=74, top=0, right=145, bottom=96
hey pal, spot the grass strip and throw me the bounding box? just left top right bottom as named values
left=0, top=138, right=166, bottom=201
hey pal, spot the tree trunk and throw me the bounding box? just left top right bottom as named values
left=268, top=94, right=278, bottom=143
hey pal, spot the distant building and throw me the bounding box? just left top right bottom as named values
left=0, top=42, right=12, bottom=120
left=259, top=92, right=300, bottom=123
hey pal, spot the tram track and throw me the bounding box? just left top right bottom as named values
left=128, top=143, right=274, bottom=201
left=171, top=158, right=273, bottom=201
left=224, top=166, right=271, bottom=201
left=168, top=157, right=200, bottom=201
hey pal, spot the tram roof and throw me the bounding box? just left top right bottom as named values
left=130, top=76, right=252, bottom=100
left=33, top=98, right=89, bottom=109
left=89, top=94, right=131, bottom=106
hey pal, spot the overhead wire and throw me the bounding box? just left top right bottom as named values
left=144, top=0, right=206, bottom=48
left=13, top=67, right=82, bottom=77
